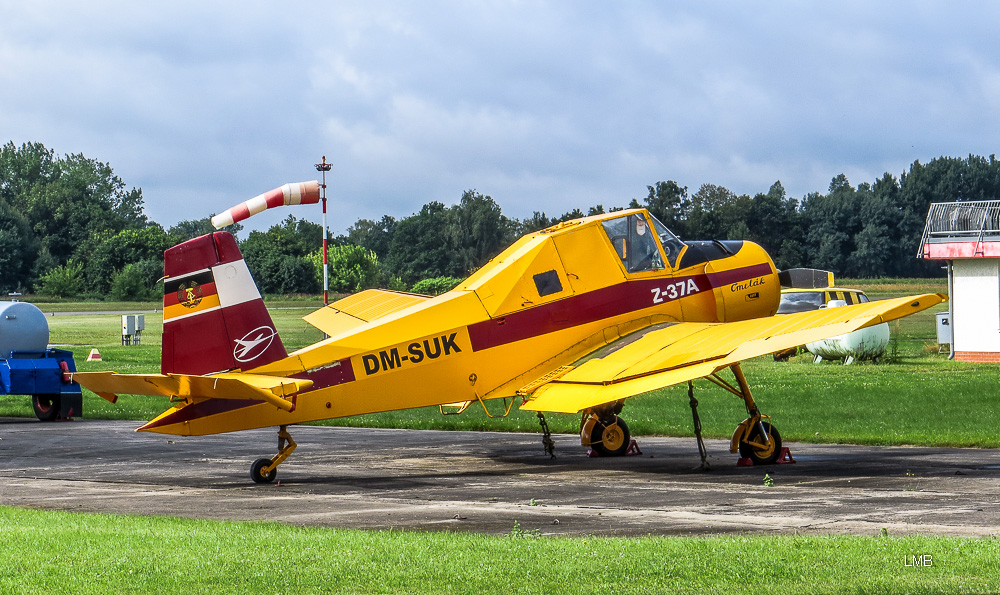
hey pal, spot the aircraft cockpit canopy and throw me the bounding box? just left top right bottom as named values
left=601, top=212, right=686, bottom=273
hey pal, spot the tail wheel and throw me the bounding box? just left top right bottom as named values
left=738, top=421, right=782, bottom=465
left=32, top=394, right=60, bottom=422
left=589, top=416, right=631, bottom=457
left=250, top=458, right=277, bottom=484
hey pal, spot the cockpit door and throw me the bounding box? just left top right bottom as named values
left=601, top=213, right=667, bottom=275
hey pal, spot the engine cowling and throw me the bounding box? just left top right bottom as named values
left=703, top=241, right=781, bottom=322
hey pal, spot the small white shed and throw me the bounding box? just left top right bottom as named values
left=920, top=201, right=1000, bottom=362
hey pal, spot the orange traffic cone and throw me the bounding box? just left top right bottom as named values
left=86, top=348, right=102, bottom=362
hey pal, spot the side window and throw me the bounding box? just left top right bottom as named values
left=858, top=293, right=870, bottom=303
left=601, top=214, right=665, bottom=273
left=844, top=292, right=855, bottom=305
left=533, top=270, right=563, bottom=297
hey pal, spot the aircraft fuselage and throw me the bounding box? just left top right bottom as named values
left=142, top=209, right=780, bottom=435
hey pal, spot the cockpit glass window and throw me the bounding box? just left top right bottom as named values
left=601, top=213, right=665, bottom=273
left=649, top=215, right=685, bottom=268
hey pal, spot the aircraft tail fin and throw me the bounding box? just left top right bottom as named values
left=161, top=231, right=287, bottom=375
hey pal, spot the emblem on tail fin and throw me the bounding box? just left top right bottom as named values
left=177, top=281, right=203, bottom=308
left=234, top=326, right=278, bottom=363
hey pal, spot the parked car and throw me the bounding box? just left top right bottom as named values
left=776, top=287, right=871, bottom=314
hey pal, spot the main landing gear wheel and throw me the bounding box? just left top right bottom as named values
left=32, top=394, right=60, bottom=421
left=590, top=416, right=631, bottom=457
left=250, top=458, right=277, bottom=484
left=738, top=421, right=782, bottom=465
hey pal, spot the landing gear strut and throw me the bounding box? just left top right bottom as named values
left=250, top=425, right=297, bottom=484
left=708, top=362, right=782, bottom=465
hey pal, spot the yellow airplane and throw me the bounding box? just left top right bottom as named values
left=73, top=201, right=945, bottom=483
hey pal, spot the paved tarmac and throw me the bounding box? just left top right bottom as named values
left=1, top=418, right=998, bottom=537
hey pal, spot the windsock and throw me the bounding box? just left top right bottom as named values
left=211, top=181, right=321, bottom=229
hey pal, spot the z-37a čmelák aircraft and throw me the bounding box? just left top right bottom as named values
left=72, top=181, right=945, bottom=483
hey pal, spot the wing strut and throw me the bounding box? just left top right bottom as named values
left=687, top=381, right=709, bottom=471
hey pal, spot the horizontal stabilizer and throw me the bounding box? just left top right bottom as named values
left=521, top=293, right=945, bottom=414
left=303, top=289, right=430, bottom=336
left=71, top=371, right=312, bottom=412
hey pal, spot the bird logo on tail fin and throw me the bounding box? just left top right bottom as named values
left=234, top=326, right=278, bottom=363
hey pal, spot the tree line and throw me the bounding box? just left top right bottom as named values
left=3, top=140, right=997, bottom=299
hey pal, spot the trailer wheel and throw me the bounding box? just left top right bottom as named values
left=32, top=394, right=61, bottom=422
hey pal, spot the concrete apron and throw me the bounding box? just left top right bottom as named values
left=1, top=419, right=998, bottom=537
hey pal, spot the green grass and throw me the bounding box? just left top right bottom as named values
left=4, top=280, right=992, bottom=450
left=1, top=506, right=997, bottom=595
left=838, top=277, right=948, bottom=301
left=21, top=294, right=338, bottom=312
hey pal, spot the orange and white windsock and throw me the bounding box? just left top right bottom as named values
left=211, top=181, right=321, bottom=229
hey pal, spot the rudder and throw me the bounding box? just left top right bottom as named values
left=161, top=232, right=287, bottom=375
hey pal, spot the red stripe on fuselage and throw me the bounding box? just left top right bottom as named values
left=468, top=263, right=771, bottom=351
left=141, top=358, right=356, bottom=430
left=705, top=263, right=772, bottom=287
left=293, top=358, right=357, bottom=388
left=152, top=263, right=770, bottom=426
left=468, top=274, right=704, bottom=351
left=139, top=397, right=261, bottom=430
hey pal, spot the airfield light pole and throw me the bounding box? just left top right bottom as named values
left=315, top=156, right=333, bottom=305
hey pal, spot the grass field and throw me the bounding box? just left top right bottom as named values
left=6, top=278, right=985, bottom=449
left=2, top=506, right=998, bottom=595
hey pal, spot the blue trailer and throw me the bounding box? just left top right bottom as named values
left=0, top=301, right=82, bottom=420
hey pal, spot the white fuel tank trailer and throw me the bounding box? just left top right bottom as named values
left=0, top=301, right=50, bottom=356
left=805, top=300, right=890, bottom=364
left=0, top=301, right=82, bottom=420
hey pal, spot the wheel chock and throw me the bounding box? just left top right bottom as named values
left=736, top=448, right=795, bottom=467
left=775, top=447, right=795, bottom=464
left=586, top=440, right=642, bottom=458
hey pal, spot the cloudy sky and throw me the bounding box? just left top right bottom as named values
left=2, top=2, right=998, bottom=235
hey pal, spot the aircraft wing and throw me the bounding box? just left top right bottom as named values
left=71, top=371, right=313, bottom=412
left=520, top=293, right=946, bottom=414
left=303, top=289, right=430, bottom=336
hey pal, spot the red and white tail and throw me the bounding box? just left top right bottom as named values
left=161, top=231, right=287, bottom=375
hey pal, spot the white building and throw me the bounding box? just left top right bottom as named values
left=920, top=201, right=1000, bottom=362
